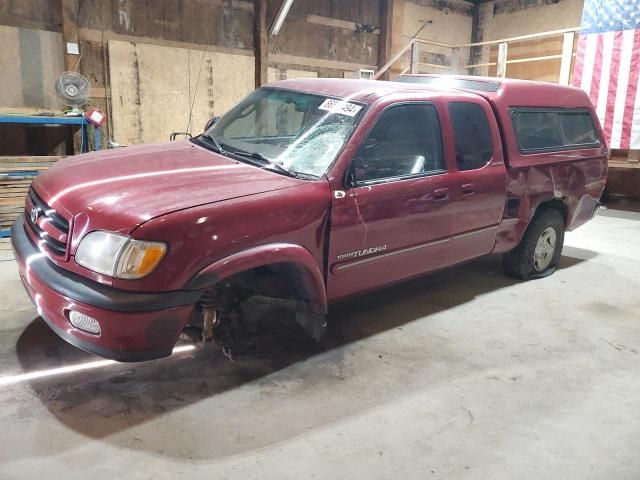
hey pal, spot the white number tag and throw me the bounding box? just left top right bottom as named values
left=318, top=99, right=363, bottom=117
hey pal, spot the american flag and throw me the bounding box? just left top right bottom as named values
left=573, top=0, right=640, bottom=149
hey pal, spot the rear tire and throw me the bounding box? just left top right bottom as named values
left=503, top=208, right=565, bottom=280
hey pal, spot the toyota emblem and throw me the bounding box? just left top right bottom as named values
left=30, top=206, right=40, bottom=223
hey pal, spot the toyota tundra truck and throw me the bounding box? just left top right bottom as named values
left=11, top=75, right=608, bottom=361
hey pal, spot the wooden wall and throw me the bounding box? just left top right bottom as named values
left=404, top=0, right=473, bottom=74
left=75, top=0, right=256, bottom=144
left=0, top=0, right=393, bottom=146
left=489, top=0, right=583, bottom=81
left=2, top=0, right=556, bottom=147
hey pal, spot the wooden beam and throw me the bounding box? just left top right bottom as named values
left=79, top=28, right=253, bottom=57
left=375, top=40, right=413, bottom=79
left=450, top=47, right=460, bottom=74
left=410, top=42, right=419, bottom=74
left=417, top=62, right=450, bottom=70
left=306, top=14, right=380, bottom=34
left=378, top=0, right=404, bottom=80
left=558, top=31, right=575, bottom=85
left=469, top=1, right=494, bottom=76
left=458, top=27, right=580, bottom=49
left=270, top=53, right=376, bottom=72
left=507, top=54, right=562, bottom=65
left=497, top=42, right=508, bottom=78
left=61, top=0, right=80, bottom=71
left=463, top=61, right=497, bottom=69
left=412, top=38, right=456, bottom=49
left=378, top=0, right=392, bottom=75
left=254, top=0, right=268, bottom=87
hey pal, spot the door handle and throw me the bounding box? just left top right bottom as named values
left=432, top=188, right=449, bottom=201
left=462, top=183, right=475, bottom=196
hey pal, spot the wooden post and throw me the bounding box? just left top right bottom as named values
left=254, top=0, right=268, bottom=87
left=379, top=0, right=392, bottom=79
left=61, top=0, right=80, bottom=71
left=559, top=31, right=575, bottom=85
left=410, top=42, right=419, bottom=74
left=450, top=47, right=460, bottom=74
left=497, top=42, right=508, bottom=78
left=378, top=0, right=404, bottom=80
left=469, top=1, right=494, bottom=76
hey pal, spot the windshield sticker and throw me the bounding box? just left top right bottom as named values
left=319, top=99, right=363, bottom=117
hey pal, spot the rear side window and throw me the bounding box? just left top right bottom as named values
left=559, top=111, right=600, bottom=147
left=448, top=102, right=494, bottom=171
left=510, top=108, right=600, bottom=153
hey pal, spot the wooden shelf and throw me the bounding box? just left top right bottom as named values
left=609, top=161, right=640, bottom=169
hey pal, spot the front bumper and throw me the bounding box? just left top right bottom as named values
left=11, top=215, right=201, bottom=361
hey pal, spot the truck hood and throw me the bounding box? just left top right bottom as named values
left=33, top=141, right=301, bottom=233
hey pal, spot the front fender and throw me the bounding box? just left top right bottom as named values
left=186, top=243, right=327, bottom=314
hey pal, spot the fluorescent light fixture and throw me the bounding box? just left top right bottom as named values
left=270, top=0, right=294, bottom=37
left=0, top=345, right=196, bottom=387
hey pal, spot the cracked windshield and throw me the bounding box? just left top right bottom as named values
left=206, top=88, right=364, bottom=177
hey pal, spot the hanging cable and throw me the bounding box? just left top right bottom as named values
left=185, top=44, right=208, bottom=134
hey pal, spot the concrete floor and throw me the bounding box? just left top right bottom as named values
left=1, top=207, right=640, bottom=480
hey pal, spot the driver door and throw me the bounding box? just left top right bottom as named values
left=327, top=102, right=456, bottom=300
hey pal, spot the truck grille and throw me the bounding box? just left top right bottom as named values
left=24, top=188, right=70, bottom=257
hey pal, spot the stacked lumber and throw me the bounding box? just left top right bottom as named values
left=0, top=156, right=61, bottom=234
left=610, top=150, right=640, bottom=169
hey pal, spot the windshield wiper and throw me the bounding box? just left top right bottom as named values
left=198, top=133, right=226, bottom=155
left=223, top=146, right=298, bottom=178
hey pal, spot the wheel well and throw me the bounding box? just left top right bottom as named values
left=535, top=198, right=568, bottom=225
left=203, top=262, right=323, bottom=311
left=192, top=261, right=328, bottom=347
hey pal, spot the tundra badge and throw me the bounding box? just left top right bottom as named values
left=337, top=245, right=387, bottom=261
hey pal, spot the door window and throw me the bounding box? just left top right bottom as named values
left=352, top=103, right=444, bottom=184
left=448, top=102, right=494, bottom=171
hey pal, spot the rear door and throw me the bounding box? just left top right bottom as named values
left=446, top=100, right=507, bottom=263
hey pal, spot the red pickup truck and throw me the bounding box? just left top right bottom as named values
left=12, top=75, right=607, bottom=361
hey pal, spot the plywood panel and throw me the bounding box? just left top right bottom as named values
left=0, top=27, right=22, bottom=108
left=0, top=25, right=64, bottom=110
left=109, top=40, right=254, bottom=145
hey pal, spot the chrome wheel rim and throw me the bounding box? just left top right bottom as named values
left=533, top=227, right=557, bottom=272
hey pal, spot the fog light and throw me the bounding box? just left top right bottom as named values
left=68, top=311, right=101, bottom=335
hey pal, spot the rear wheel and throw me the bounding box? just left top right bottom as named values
left=503, top=209, right=565, bottom=280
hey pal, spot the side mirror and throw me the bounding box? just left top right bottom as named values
left=204, top=116, right=220, bottom=131
left=345, top=167, right=356, bottom=189
left=345, top=160, right=361, bottom=189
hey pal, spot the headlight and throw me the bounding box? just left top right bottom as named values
left=75, top=231, right=167, bottom=279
